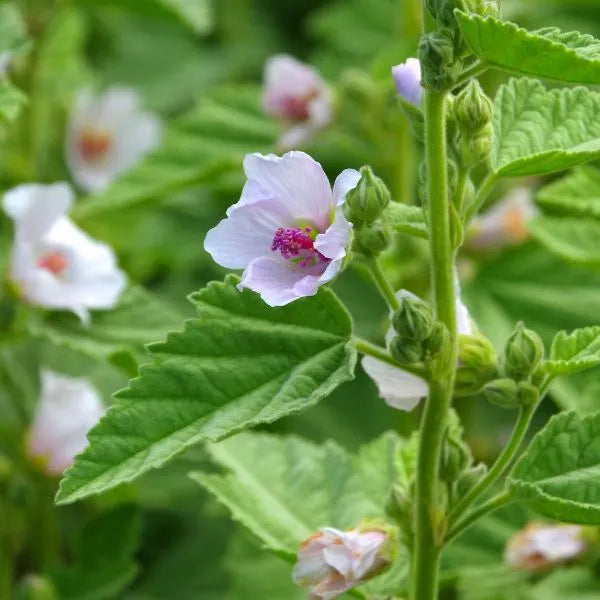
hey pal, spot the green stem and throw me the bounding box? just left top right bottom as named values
left=353, top=337, right=428, bottom=379
left=0, top=491, right=12, bottom=600
left=446, top=491, right=512, bottom=544
left=452, top=61, right=488, bottom=90
left=410, top=89, right=456, bottom=600
left=465, top=172, right=498, bottom=224
left=455, top=167, right=471, bottom=217
left=448, top=401, right=538, bottom=526
left=366, top=259, right=400, bottom=311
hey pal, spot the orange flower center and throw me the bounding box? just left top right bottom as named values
left=38, top=251, right=67, bottom=274
left=78, top=128, right=113, bottom=162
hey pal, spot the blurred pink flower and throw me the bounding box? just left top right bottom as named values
left=3, top=182, right=126, bottom=323
left=66, top=87, right=161, bottom=192
left=28, top=370, right=105, bottom=476
left=292, top=527, right=390, bottom=600
left=263, top=54, right=333, bottom=149
left=392, top=58, right=422, bottom=106
left=204, top=151, right=359, bottom=306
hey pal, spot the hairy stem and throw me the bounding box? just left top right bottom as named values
left=465, top=172, right=498, bottom=224
left=367, top=259, right=400, bottom=311
left=410, top=89, right=456, bottom=600
left=354, top=337, right=428, bottom=379
left=448, top=401, right=538, bottom=527
left=453, top=61, right=488, bottom=90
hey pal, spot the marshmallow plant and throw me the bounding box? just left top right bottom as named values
left=50, top=1, right=600, bottom=599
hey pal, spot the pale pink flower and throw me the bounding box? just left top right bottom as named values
left=505, top=522, right=586, bottom=571
left=28, top=370, right=105, bottom=476
left=362, top=290, right=472, bottom=411
left=292, top=527, right=390, bottom=600
left=3, top=182, right=126, bottom=323
left=468, top=187, right=536, bottom=250
left=263, top=54, right=333, bottom=149
left=204, top=151, right=359, bottom=306
left=392, top=58, right=422, bottom=106
left=66, top=87, right=161, bottom=192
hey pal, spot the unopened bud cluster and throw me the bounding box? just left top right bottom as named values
left=454, top=333, right=498, bottom=397
left=346, top=166, right=393, bottom=257
left=484, top=322, right=544, bottom=409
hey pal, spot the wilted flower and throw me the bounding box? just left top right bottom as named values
left=263, top=54, right=333, bottom=149
left=392, top=58, right=422, bottom=106
left=362, top=290, right=472, bottom=410
left=204, top=151, right=359, bottom=306
left=505, top=522, right=586, bottom=571
left=66, top=87, right=161, bottom=192
left=468, top=187, right=536, bottom=250
left=292, top=527, right=393, bottom=599
left=3, top=182, right=127, bottom=323
left=28, top=370, right=105, bottom=475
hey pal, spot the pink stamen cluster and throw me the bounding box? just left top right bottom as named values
left=38, top=251, right=68, bottom=275
left=271, top=227, right=329, bottom=268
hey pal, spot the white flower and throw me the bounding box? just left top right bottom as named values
left=468, top=187, right=536, bottom=250
left=292, top=527, right=391, bottom=600
left=0, top=51, right=12, bottom=76
left=28, top=370, right=105, bottom=475
left=204, top=151, right=359, bottom=306
left=263, top=54, right=333, bottom=150
left=362, top=290, right=472, bottom=411
left=66, top=87, right=161, bottom=192
left=392, top=58, right=422, bottom=106
left=505, top=522, right=586, bottom=571
left=3, top=182, right=127, bottom=323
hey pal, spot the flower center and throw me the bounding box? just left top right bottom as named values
left=271, top=227, right=329, bottom=268
left=78, top=128, right=113, bottom=162
left=38, top=251, right=68, bottom=275
left=280, top=90, right=319, bottom=122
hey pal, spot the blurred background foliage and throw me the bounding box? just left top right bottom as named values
left=2, top=0, right=600, bottom=598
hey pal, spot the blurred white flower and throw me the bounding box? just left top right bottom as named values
left=505, top=522, right=586, bottom=571
left=362, top=290, right=472, bottom=411
left=263, top=54, right=333, bottom=150
left=0, top=51, right=12, bottom=75
left=292, top=527, right=391, bottom=599
left=392, top=58, right=422, bottom=106
left=468, top=187, right=536, bottom=250
left=204, top=151, right=359, bottom=306
left=3, top=182, right=127, bottom=323
left=66, top=87, right=161, bottom=192
left=28, top=370, right=105, bottom=476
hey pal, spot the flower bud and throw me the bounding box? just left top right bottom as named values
left=345, top=166, right=391, bottom=225
left=386, top=484, right=413, bottom=539
left=422, top=321, right=450, bottom=357
left=517, top=381, right=539, bottom=406
left=392, top=295, right=434, bottom=342
left=440, top=434, right=472, bottom=482
left=461, top=0, right=501, bottom=18
left=453, top=463, right=487, bottom=499
left=354, top=220, right=392, bottom=257
left=418, top=31, right=462, bottom=91
left=454, top=334, right=498, bottom=397
left=389, top=337, right=424, bottom=364
left=454, top=80, right=493, bottom=134
left=293, top=524, right=396, bottom=598
left=503, top=322, right=544, bottom=381
left=482, top=377, right=520, bottom=408
left=14, top=575, right=57, bottom=600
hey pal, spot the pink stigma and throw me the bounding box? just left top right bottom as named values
left=38, top=251, right=68, bottom=275
left=271, top=227, right=329, bottom=268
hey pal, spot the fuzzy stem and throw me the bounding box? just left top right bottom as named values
left=410, top=88, right=456, bottom=600
left=354, top=337, right=429, bottom=379
left=465, top=172, right=498, bottom=224
left=367, top=259, right=400, bottom=311
left=452, top=61, right=488, bottom=90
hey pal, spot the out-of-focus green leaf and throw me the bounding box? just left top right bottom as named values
left=492, top=78, right=600, bottom=177
left=0, top=2, right=29, bottom=54
left=528, top=568, right=600, bottom=600
left=456, top=12, right=600, bottom=83
left=509, top=411, right=600, bottom=524
left=0, top=81, right=27, bottom=124
left=528, top=217, right=600, bottom=265
left=72, top=86, right=277, bottom=221
left=157, top=0, right=213, bottom=34
left=191, top=431, right=408, bottom=597
left=551, top=367, right=600, bottom=414
left=56, top=277, right=356, bottom=505
left=386, top=203, right=427, bottom=238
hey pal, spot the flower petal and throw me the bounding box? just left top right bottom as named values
left=332, top=169, right=361, bottom=207
left=392, top=58, right=422, bottom=106
left=314, top=207, right=352, bottom=261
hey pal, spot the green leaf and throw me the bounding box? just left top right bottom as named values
left=191, top=431, right=408, bottom=596
left=157, top=0, right=213, bottom=34
left=0, top=80, right=27, bottom=124
left=542, top=326, right=600, bottom=376
left=385, top=203, right=427, bottom=239
left=528, top=568, right=600, bottom=600
left=536, top=166, right=600, bottom=219
left=492, top=78, right=600, bottom=177
left=55, top=277, right=356, bottom=505
left=528, top=217, right=600, bottom=265
left=456, top=12, right=600, bottom=84
left=71, top=86, right=277, bottom=221
left=0, top=2, right=29, bottom=54
left=28, top=287, right=184, bottom=375
left=550, top=367, right=600, bottom=414
left=509, top=410, right=600, bottom=524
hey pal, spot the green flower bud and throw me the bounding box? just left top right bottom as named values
left=454, top=333, right=498, bottom=397
left=345, top=166, right=391, bottom=225
left=392, top=295, right=434, bottom=342
left=517, top=381, right=539, bottom=406
left=418, top=31, right=462, bottom=91
left=386, top=484, right=413, bottom=539
left=389, top=337, right=424, bottom=364
left=504, top=322, right=544, bottom=380
left=14, top=576, right=57, bottom=600
left=354, top=221, right=392, bottom=257
left=440, top=434, right=472, bottom=482
left=458, top=127, right=493, bottom=168
left=423, top=321, right=450, bottom=357
left=450, top=201, right=464, bottom=249
left=453, top=463, right=487, bottom=499
left=455, top=80, right=493, bottom=134
left=461, top=0, right=501, bottom=18
left=483, top=377, right=520, bottom=408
